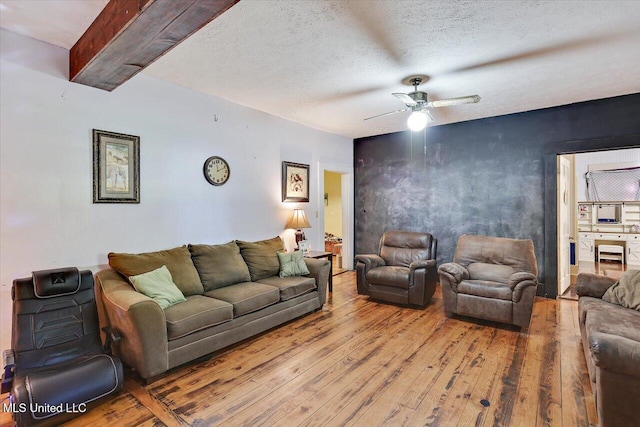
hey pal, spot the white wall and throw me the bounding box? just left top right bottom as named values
left=575, top=148, right=640, bottom=200
left=0, top=30, right=353, bottom=353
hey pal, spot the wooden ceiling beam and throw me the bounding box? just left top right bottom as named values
left=70, top=0, right=239, bottom=91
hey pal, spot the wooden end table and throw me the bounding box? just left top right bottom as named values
left=304, top=251, right=333, bottom=292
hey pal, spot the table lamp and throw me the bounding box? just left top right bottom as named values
left=285, top=208, right=311, bottom=250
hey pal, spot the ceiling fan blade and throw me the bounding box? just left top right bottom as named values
left=363, top=108, right=410, bottom=121
left=426, top=95, right=481, bottom=108
left=424, top=109, right=435, bottom=123
left=392, top=93, right=417, bottom=106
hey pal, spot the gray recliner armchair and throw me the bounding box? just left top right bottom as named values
left=438, top=234, right=538, bottom=327
left=355, top=231, right=438, bottom=306
left=2, top=267, right=123, bottom=426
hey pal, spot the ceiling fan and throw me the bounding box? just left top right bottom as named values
left=364, top=75, right=481, bottom=131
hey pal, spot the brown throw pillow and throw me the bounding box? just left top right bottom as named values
left=108, top=245, right=204, bottom=296
left=236, top=236, right=285, bottom=281
left=189, top=241, right=251, bottom=291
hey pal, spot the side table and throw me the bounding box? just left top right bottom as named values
left=304, top=251, right=333, bottom=292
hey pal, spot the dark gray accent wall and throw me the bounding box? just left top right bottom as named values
left=354, top=93, right=640, bottom=298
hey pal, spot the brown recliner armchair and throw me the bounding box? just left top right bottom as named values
left=438, top=234, right=538, bottom=327
left=355, top=231, right=438, bottom=306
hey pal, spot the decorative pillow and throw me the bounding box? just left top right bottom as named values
left=277, top=251, right=310, bottom=278
left=108, top=245, right=204, bottom=296
left=129, top=265, right=186, bottom=309
left=189, top=242, right=251, bottom=291
left=603, top=269, right=640, bottom=311
left=236, top=236, right=285, bottom=281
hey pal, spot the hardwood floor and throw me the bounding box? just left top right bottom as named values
left=1, top=272, right=596, bottom=426
left=561, top=260, right=627, bottom=300
left=575, top=260, right=627, bottom=279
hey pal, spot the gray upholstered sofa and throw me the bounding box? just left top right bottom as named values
left=577, top=273, right=640, bottom=427
left=95, top=237, right=330, bottom=381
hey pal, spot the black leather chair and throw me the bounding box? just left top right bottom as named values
left=355, top=231, right=438, bottom=306
left=1, top=267, right=123, bottom=426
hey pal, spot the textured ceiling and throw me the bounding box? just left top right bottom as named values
left=1, top=0, right=639, bottom=138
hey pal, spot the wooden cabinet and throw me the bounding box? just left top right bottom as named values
left=577, top=202, right=640, bottom=265
left=627, top=235, right=640, bottom=266
left=578, top=232, right=595, bottom=262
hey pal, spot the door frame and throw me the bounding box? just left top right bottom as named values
left=316, top=162, right=354, bottom=270
left=543, top=133, right=640, bottom=298
left=557, top=155, right=572, bottom=296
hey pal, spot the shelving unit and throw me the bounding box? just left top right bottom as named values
left=576, top=201, right=640, bottom=266
left=578, top=203, right=592, bottom=231
left=624, top=203, right=640, bottom=226
left=577, top=201, right=640, bottom=233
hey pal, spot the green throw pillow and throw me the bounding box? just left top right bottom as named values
left=277, top=251, right=310, bottom=278
left=129, top=265, right=186, bottom=309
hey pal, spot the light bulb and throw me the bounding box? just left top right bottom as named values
left=407, top=111, right=428, bottom=131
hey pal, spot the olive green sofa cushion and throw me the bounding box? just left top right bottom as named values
left=108, top=245, right=204, bottom=296
left=205, top=282, right=280, bottom=316
left=236, top=236, right=284, bottom=281
left=257, top=276, right=317, bottom=301
left=189, top=241, right=251, bottom=291
left=164, top=295, right=233, bottom=340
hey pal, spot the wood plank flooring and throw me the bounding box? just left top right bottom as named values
left=561, top=260, right=627, bottom=300
left=0, top=272, right=596, bottom=426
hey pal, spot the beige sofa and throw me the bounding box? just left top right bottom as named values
left=577, top=273, right=640, bottom=427
left=95, top=237, right=330, bottom=381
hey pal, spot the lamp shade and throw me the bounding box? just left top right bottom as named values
left=285, top=208, right=311, bottom=229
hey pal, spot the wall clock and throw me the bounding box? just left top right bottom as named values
left=203, top=156, right=230, bottom=186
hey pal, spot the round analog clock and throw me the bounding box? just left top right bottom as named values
left=203, top=156, right=230, bottom=186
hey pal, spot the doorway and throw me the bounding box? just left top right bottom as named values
left=545, top=134, right=640, bottom=299
left=324, top=171, right=345, bottom=275
left=317, top=162, right=354, bottom=273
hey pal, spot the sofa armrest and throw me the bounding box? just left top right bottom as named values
left=409, top=259, right=436, bottom=273
left=508, top=272, right=538, bottom=302
left=576, top=273, right=617, bottom=299
left=95, top=269, right=169, bottom=379
left=303, top=257, right=330, bottom=306
left=355, top=254, right=385, bottom=271
left=437, top=262, right=469, bottom=285
left=590, top=331, right=640, bottom=377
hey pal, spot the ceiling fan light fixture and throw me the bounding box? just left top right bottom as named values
left=407, top=110, right=429, bottom=131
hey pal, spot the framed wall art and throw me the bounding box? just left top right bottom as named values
left=93, top=129, right=140, bottom=203
left=298, top=240, right=310, bottom=254
left=282, top=161, right=309, bottom=202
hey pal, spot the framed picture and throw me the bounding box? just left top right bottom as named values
left=282, top=161, right=309, bottom=202
left=93, top=129, right=140, bottom=203
left=298, top=240, right=309, bottom=254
